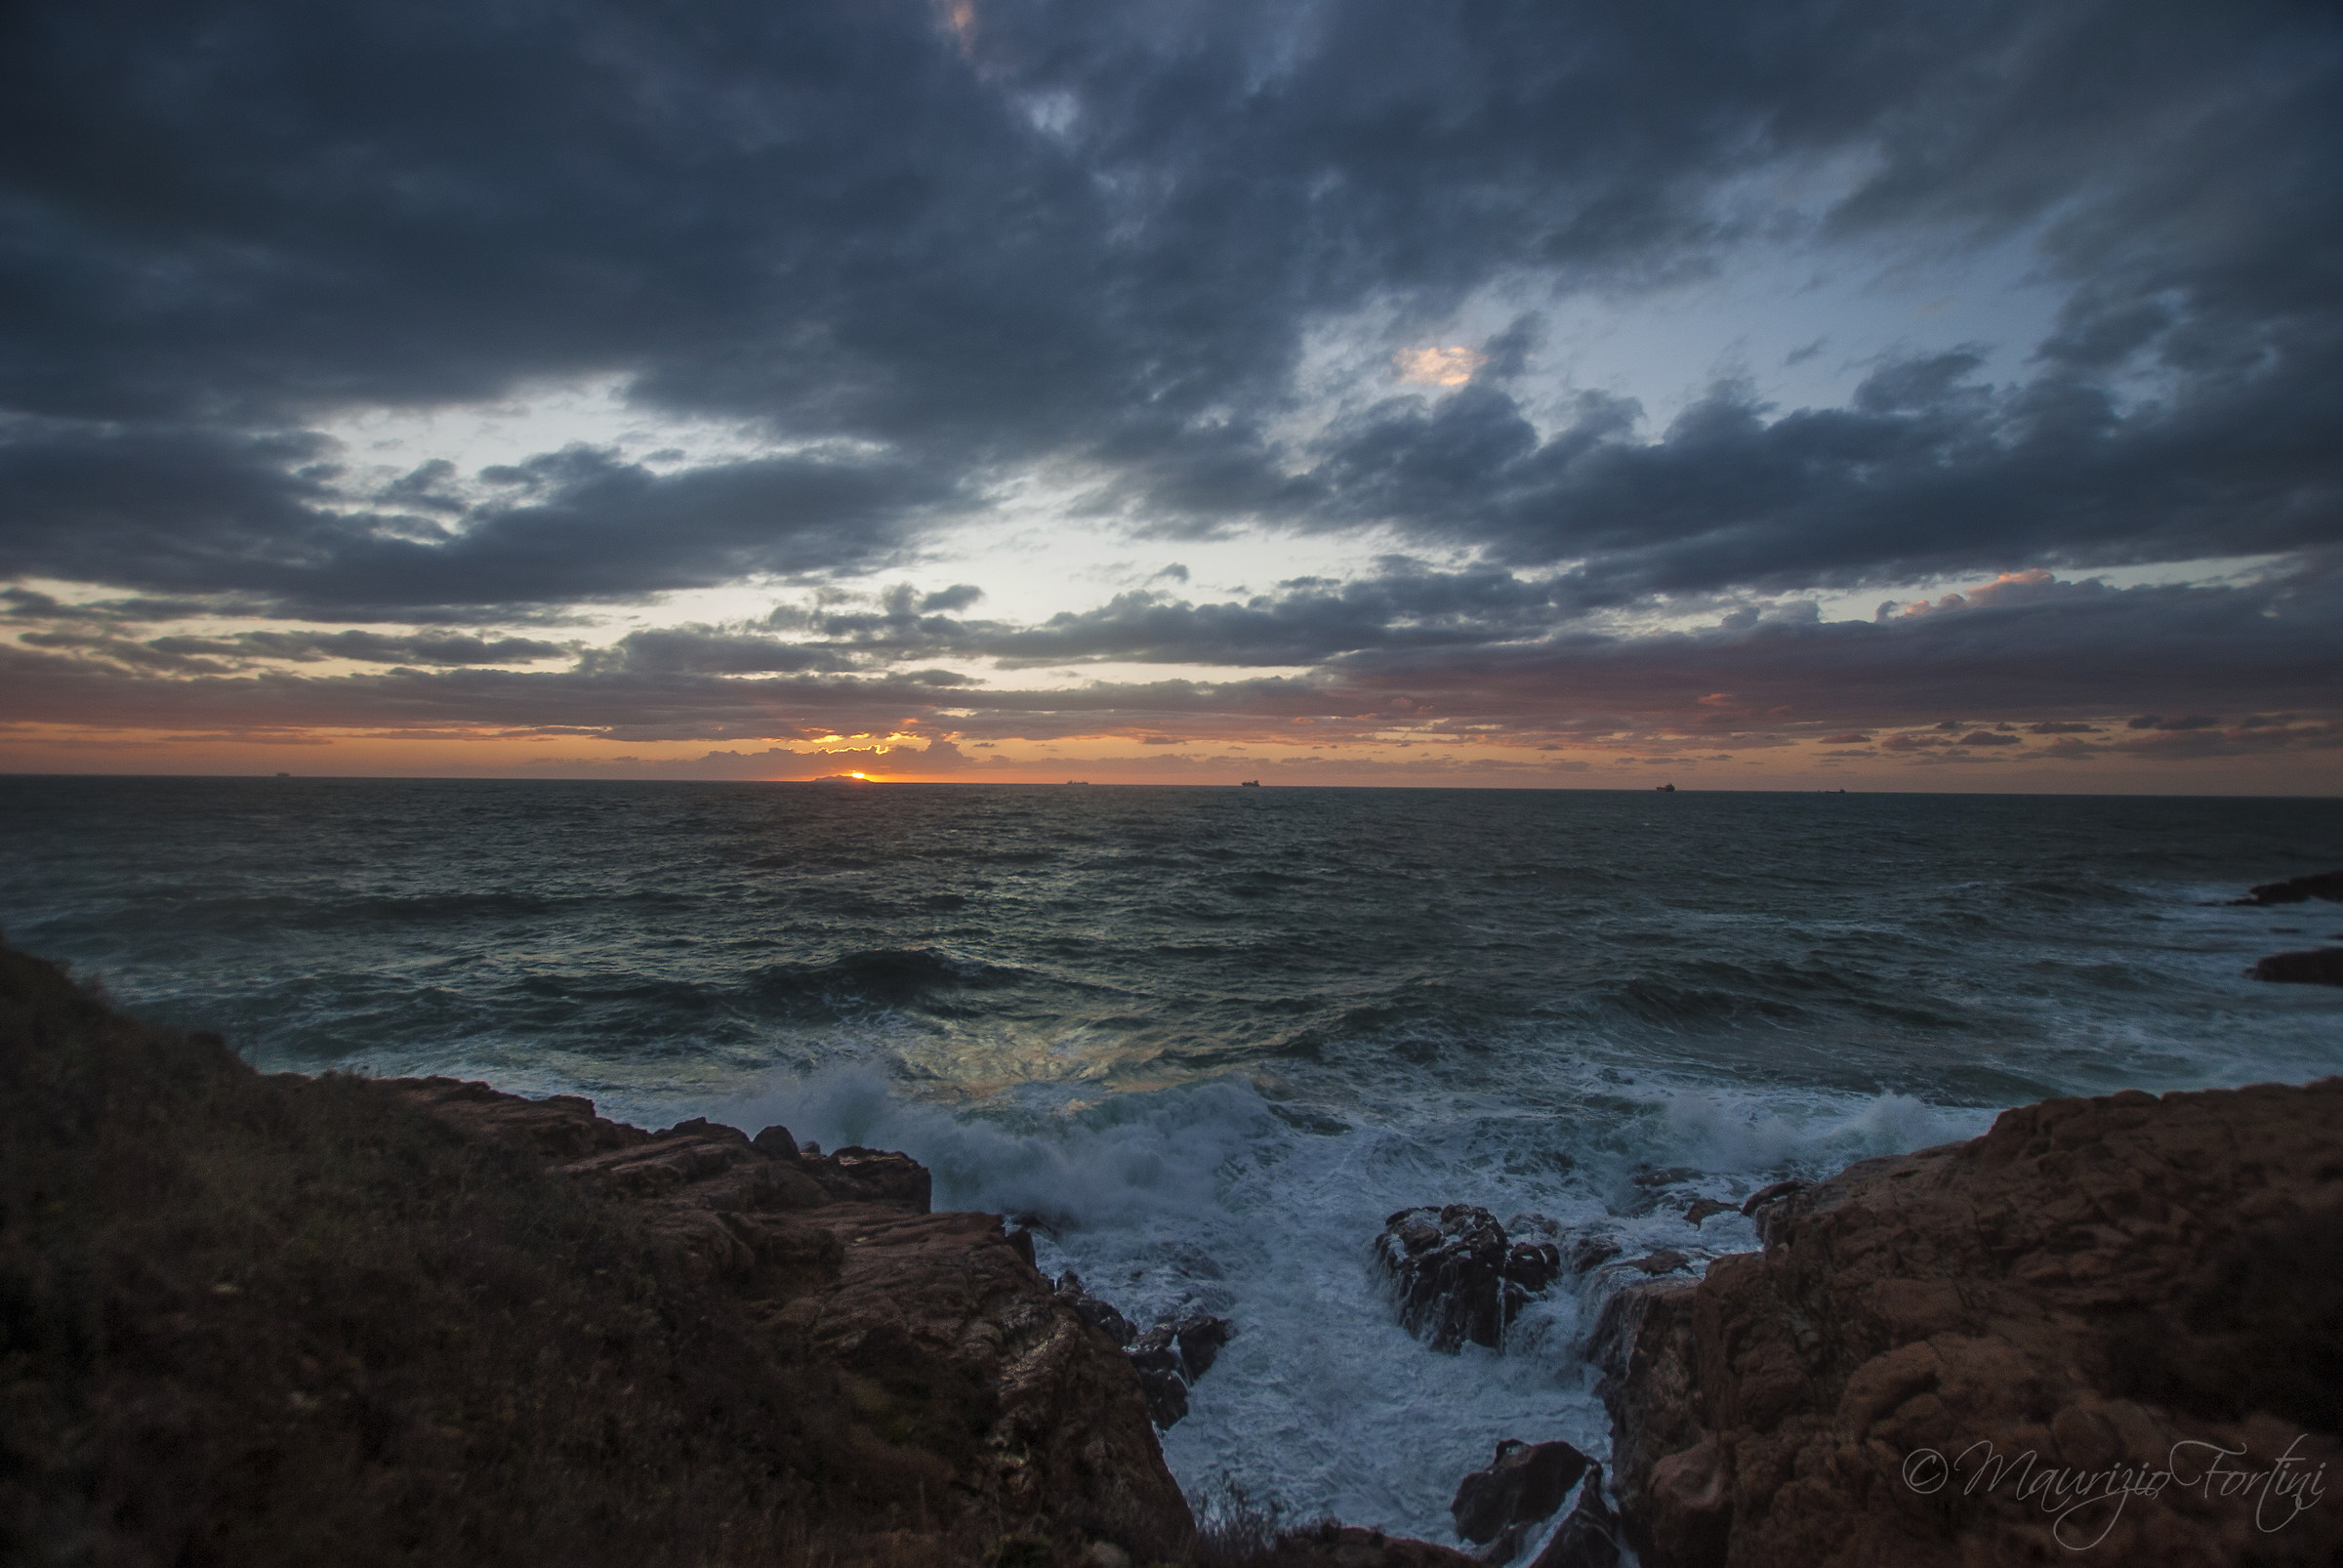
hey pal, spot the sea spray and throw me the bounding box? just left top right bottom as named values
left=7, top=778, right=2338, bottom=1540
left=715, top=1063, right=2036, bottom=1540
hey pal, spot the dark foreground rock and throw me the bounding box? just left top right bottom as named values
left=2252, top=947, right=2343, bottom=986
left=394, top=1083, right=1192, bottom=1548
left=2230, top=869, right=2343, bottom=904
left=1052, top=1271, right=1234, bottom=1428
left=1526, top=1464, right=1619, bottom=1568
left=1238, top=1524, right=1482, bottom=1568
left=1450, top=1438, right=1592, bottom=1546
left=0, top=945, right=1190, bottom=1568
left=1374, top=1207, right=1562, bottom=1350
left=1597, top=1080, right=2343, bottom=1567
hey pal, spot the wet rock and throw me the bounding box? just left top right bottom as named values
left=1526, top=1464, right=1618, bottom=1568
left=1473, top=1522, right=1530, bottom=1565
left=1172, top=1312, right=1234, bottom=1379
left=1682, top=1197, right=1733, bottom=1226
left=2252, top=947, right=2343, bottom=986
left=1601, top=1080, right=2343, bottom=1568
left=1624, top=1250, right=1688, bottom=1275
left=1127, top=1327, right=1189, bottom=1427
left=750, top=1123, right=802, bottom=1161
left=1564, top=1233, right=1622, bottom=1274
left=1738, top=1179, right=1804, bottom=1217
left=814, top=1144, right=933, bottom=1211
left=1375, top=1205, right=1563, bottom=1351
left=1054, top=1274, right=1234, bottom=1428
left=1451, top=1438, right=1592, bottom=1545
left=1261, top=1523, right=1484, bottom=1568
left=1005, top=1224, right=1038, bottom=1269
left=1055, top=1270, right=1136, bottom=1345
left=2230, top=869, right=2343, bottom=904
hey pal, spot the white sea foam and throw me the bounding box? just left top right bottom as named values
left=14, top=780, right=2337, bottom=1546
left=709, top=1063, right=2004, bottom=1543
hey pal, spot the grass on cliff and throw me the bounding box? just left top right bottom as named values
left=0, top=946, right=970, bottom=1567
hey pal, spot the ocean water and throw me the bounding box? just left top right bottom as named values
left=6, top=777, right=2341, bottom=1542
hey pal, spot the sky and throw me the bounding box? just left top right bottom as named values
left=2, top=0, right=2339, bottom=791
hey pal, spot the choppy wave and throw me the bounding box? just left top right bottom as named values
left=717, top=1059, right=1999, bottom=1537
left=4, top=775, right=2339, bottom=1542
left=747, top=947, right=1034, bottom=1017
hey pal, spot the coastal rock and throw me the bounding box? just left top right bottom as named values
left=3, top=944, right=1198, bottom=1568
left=1450, top=1438, right=1592, bottom=1544
left=1474, top=1521, right=1533, bottom=1565
left=1527, top=1464, right=1620, bottom=1568
left=1127, top=1332, right=1189, bottom=1427
left=1172, top=1312, right=1235, bottom=1379
left=1051, top=1272, right=1235, bottom=1428
left=1375, top=1205, right=1563, bottom=1350
left=394, top=1077, right=1190, bottom=1548
left=1599, top=1081, right=2343, bottom=1567
left=2252, top=947, right=2343, bottom=986
left=1737, top=1180, right=1804, bottom=1218
left=1564, top=1232, right=1623, bottom=1274
left=1056, top=1270, right=1138, bottom=1345
left=2229, top=869, right=2343, bottom=904
left=1248, top=1524, right=1485, bottom=1568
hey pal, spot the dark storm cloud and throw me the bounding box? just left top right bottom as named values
left=1299, top=351, right=2341, bottom=595
left=0, top=422, right=956, bottom=615
left=586, top=563, right=1595, bottom=671
left=1300, top=559, right=2343, bottom=736
left=144, top=630, right=572, bottom=667
left=4, top=3, right=2336, bottom=587
left=2, top=0, right=2339, bottom=770
left=976, top=567, right=1570, bottom=666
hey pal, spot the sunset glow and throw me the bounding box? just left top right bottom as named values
left=1, top=4, right=2335, bottom=793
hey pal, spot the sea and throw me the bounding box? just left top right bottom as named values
left=6, top=777, right=2340, bottom=1544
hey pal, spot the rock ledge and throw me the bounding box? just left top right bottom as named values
left=1599, top=1080, right=2343, bottom=1567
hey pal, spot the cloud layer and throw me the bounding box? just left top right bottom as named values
left=1, top=0, right=2337, bottom=778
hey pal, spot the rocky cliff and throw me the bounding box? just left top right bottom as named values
left=390, top=1077, right=1190, bottom=1553
left=0, top=945, right=1186, bottom=1568
left=1594, top=1081, right=2343, bottom=1566
left=14, top=933, right=2339, bottom=1568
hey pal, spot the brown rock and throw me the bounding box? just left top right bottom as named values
left=392, top=1077, right=1188, bottom=1550
left=1738, top=1180, right=1805, bottom=1218
left=806, top=1207, right=1187, bottom=1539
left=1, top=943, right=1201, bottom=1568
left=1255, top=1523, right=1484, bottom=1568
left=752, top=1123, right=802, bottom=1161
left=1526, top=1463, right=1619, bottom=1568
left=1564, top=1233, right=1622, bottom=1274
left=1599, top=1080, right=2343, bottom=1567
left=1451, top=1437, right=1592, bottom=1545
left=2252, top=947, right=2343, bottom=986
left=1374, top=1206, right=1562, bottom=1351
